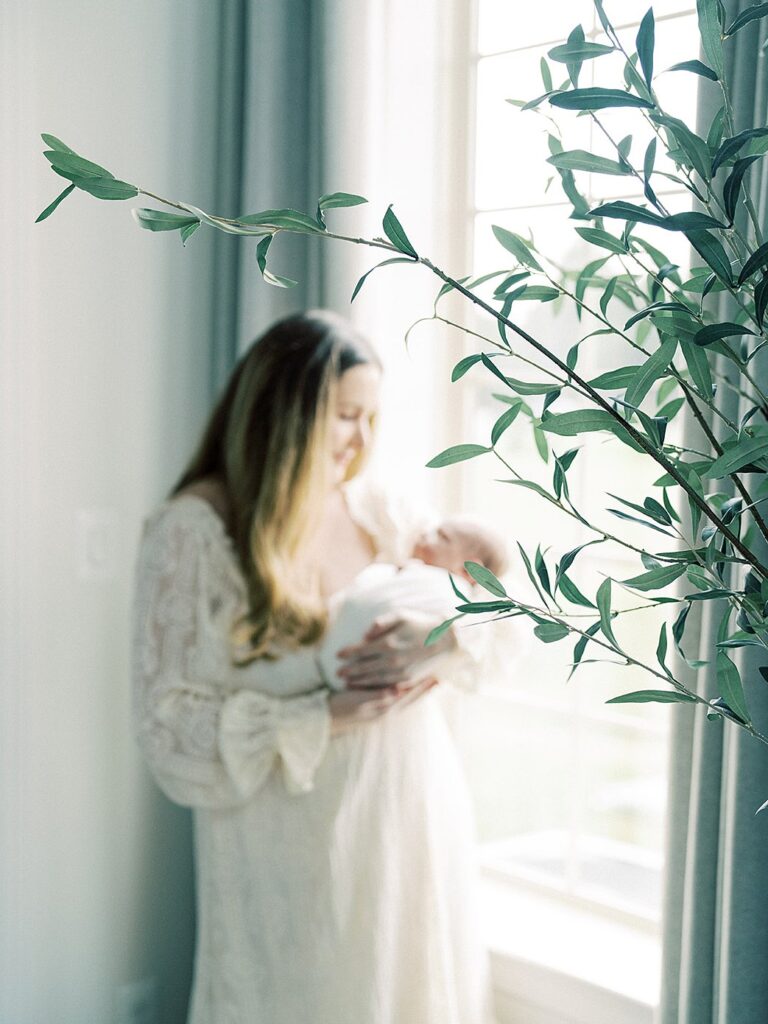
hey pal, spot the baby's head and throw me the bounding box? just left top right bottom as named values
left=411, top=515, right=509, bottom=584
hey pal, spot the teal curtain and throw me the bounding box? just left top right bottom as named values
left=660, top=5, right=768, bottom=1021
left=209, top=0, right=327, bottom=394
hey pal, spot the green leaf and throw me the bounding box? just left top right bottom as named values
left=513, top=285, right=560, bottom=300
left=636, top=8, right=655, bottom=89
left=724, top=155, right=762, bottom=224
left=725, top=2, right=768, bottom=36
left=493, top=271, right=531, bottom=296
left=540, top=56, right=553, bottom=92
left=625, top=300, right=692, bottom=330
left=464, top=561, right=507, bottom=597
left=455, top=600, right=513, bottom=614
left=43, top=148, right=113, bottom=180
left=569, top=620, right=602, bottom=678
left=317, top=191, right=367, bottom=210
left=180, top=221, right=200, bottom=245
left=558, top=573, right=597, bottom=607
left=685, top=230, right=734, bottom=285
left=40, top=133, right=76, bottom=154
left=491, top=226, right=543, bottom=270
left=540, top=409, right=626, bottom=436
left=665, top=59, right=718, bottom=81
left=697, top=0, right=725, bottom=81
left=382, top=204, right=418, bottom=257
left=315, top=191, right=367, bottom=227
left=534, top=545, right=552, bottom=596
left=425, top=615, right=462, bottom=647
left=607, top=491, right=675, bottom=528
left=350, top=257, right=413, bottom=301
left=694, top=322, right=757, bottom=347
left=426, top=444, right=490, bottom=468
left=625, top=336, right=677, bottom=406
left=449, top=573, right=470, bottom=603
left=608, top=508, right=676, bottom=536
left=549, top=88, right=654, bottom=110
left=556, top=538, right=599, bottom=584
left=534, top=622, right=570, bottom=643
left=649, top=311, right=699, bottom=338
left=716, top=652, right=751, bottom=724
left=501, top=479, right=554, bottom=501
left=680, top=338, right=714, bottom=397
left=574, top=256, right=610, bottom=309
left=239, top=207, right=325, bottom=233
left=657, top=624, right=672, bottom=676
left=712, top=127, right=768, bottom=176
left=533, top=424, right=549, bottom=462
left=600, top=276, right=617, bottom=317
left=132, top=209, right=200, bottom=233
left=452, top=354, right=483, bottom=381
left=503, top=378, right=556, bottom=396
left=652, top=113, right=711, bottom=182
left=491, top=402, right=523, bottom=445
left=596, top=578, right=620, bottom=648
left=707, top=436, right=768, bottom=477
left=707, top=106, right=727, bottom=151
left=517, top=542, right=552, bottom=606
left=35, top=183, right=76, bottom=223
left=547, top=150, right=631, bottom=176
left=74, top=176, right=138, bottom=200
left=592, top=202, right=725, bottom=231
left=575, top=226, right=627, bottom=254
left=643, top=138, right=658, bottom=205
left=607, top=689, right=696, bottom=704
left=621, top=563, right=687, bottom=590
left=255, top=235, right=298, bottom=288
left=737, top=240, right=768, bottom=284
left=756, top=275, right=768, bottom=329
left=547, top=40, right=614, bottom=62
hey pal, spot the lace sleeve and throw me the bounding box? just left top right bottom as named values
left=130, top=506, right=330, bottom=809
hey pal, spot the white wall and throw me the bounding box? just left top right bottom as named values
left=1, top=4, right=220, bottom=1021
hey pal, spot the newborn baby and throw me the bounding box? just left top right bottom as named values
left=318, top=514, right=509, bottom=690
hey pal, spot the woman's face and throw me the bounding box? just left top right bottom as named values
left=329, top=363, right=381, bottom=484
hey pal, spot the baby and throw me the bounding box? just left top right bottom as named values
left=318, top=514, right=509, bottom=690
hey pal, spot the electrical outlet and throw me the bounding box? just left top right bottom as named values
left=116, top=976, right=158, bottom=1024
left=76, top=507, right=117, bottom=580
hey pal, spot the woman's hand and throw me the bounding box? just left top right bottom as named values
left=328, top=675, right=439, bottom=736
left=335, top=610, right=456, bottom=690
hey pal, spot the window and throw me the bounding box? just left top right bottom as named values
left=450, top=1, right=699, bottom=1008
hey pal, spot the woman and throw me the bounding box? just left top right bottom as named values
left=130, top=309, right=495, bottom=1024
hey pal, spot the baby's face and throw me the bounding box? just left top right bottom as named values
left=411, top=523, right=476, bottom=580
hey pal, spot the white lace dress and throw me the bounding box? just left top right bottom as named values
left=130, top=474, right=497, bottom=1024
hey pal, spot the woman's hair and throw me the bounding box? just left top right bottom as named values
left=169, top=309, right=382, bottom=664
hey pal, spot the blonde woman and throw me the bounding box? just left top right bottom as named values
left=130, top=310, right=495, bottom=1024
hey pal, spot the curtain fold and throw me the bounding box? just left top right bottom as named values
left=660, top=6, right=768, bottom=1021
left=209, top=0, right=248, bottom=398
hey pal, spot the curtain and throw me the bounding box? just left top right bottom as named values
left=660, top=6, right=768, bottom=1021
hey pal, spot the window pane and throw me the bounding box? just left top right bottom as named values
left=477, top=0, right=595, bottom=55
left=475, top=49, right=590, bottom=211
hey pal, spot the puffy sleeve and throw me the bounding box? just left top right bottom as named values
left=130, top=505, right=330, bottom=809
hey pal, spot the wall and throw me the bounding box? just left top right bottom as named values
left=1, top=3, right=221, bottom=1021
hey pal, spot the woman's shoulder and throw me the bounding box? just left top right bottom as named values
left=141, top=478, right=234, bottom=556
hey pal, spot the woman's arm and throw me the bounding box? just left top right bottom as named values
left=131, top=508, right=331, bottom=809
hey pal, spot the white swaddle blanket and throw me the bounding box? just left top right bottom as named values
left=319, top=560, right=460, bottom=690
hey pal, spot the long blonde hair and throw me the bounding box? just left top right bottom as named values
left=170, top=310, right=381, bottom=664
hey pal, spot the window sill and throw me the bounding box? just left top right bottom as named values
left=479, top=873, right=660, bottom=1024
